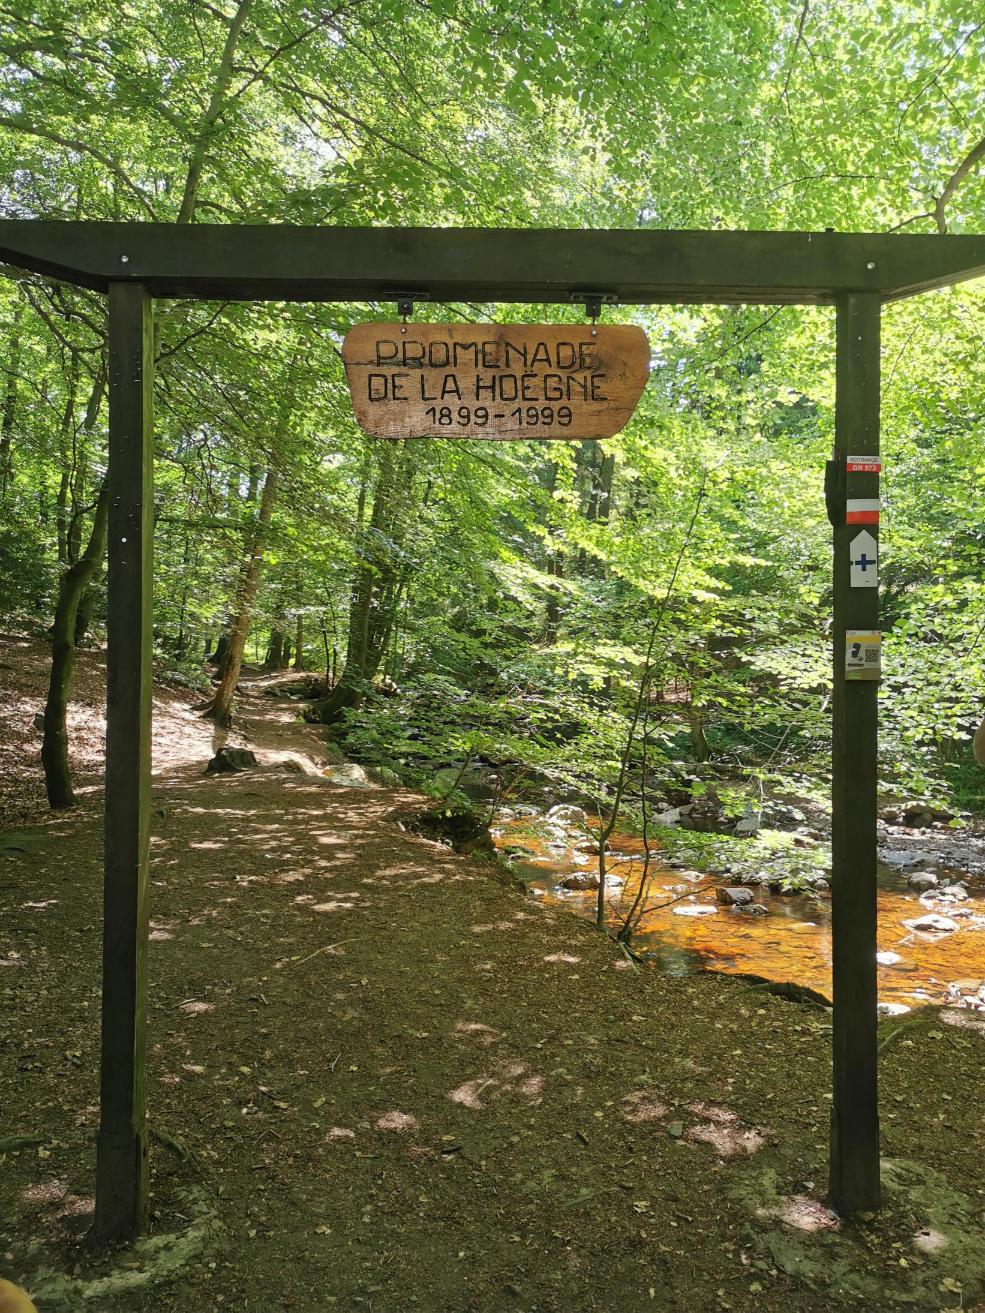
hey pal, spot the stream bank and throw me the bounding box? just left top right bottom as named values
left=491, top=802, right=985, bottom=1015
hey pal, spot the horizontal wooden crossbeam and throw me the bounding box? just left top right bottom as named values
left=0, top=223, right=982, bottom=304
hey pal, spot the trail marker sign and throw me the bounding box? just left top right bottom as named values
left=849, top=529, right=878, bottom=588
left=342, top=322, right=649, bottom=439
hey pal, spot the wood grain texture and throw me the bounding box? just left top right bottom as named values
left=0, top=223, right=982, bottom=302
left=828, top=291, right=881, bottom=1214
left=95, top=282, right=154, bottom=1239
left=342, top=323, right=650, bottom=439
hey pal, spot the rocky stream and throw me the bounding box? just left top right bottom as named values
left=490, top=798, right=985, bottom=1016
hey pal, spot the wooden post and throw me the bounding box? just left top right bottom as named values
left=828, top=291, right=881, bottom=1212
left=94, top=282, right=154, bottom=1239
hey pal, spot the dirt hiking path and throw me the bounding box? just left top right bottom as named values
left=3, top=648, right=985, bottom=1311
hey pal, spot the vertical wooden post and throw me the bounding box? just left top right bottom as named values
left=828, top=292, right=881, bottom=1213
left=94, top=282, right=154, bottom=1239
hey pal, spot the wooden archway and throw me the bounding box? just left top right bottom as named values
left=2, top=221, right=983, bottom=1237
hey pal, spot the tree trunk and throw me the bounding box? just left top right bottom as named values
left=209, top=628, right=231, bottom=669
left=293, top=613, right=304, bottom=670
left=310, top=447, right=411, bottom=724
left=54, top=361, right=80, bottom=566
left=176, top=0, right=257, bottom=223
left=688, top=698, right=710, bottom=761
left=974, top=715, right=985, bottom=768
left=203, top=465, right=278, bottom=727
left=73, top=584, right=96, bottom=646
left=263, top=627, right=285, bottom=671
left=0, top=301, right=24, bottom=502
left=41, top=484, right=110, bottom=808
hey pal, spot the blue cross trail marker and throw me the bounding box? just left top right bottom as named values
left=849, top=529, right=878, bottom=589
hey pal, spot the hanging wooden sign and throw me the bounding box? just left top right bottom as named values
left=342, top=322, right=649, bottom=440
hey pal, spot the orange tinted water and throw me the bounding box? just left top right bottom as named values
left=494, top=818, right=985, bottom=1009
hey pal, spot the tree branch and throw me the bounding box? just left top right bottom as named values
left=934, top=133, right=985, bottom=233
left=0, top=115, right=158, bottom=218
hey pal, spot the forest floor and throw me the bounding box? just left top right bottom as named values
left=3, top=634, right=985, bottom=1313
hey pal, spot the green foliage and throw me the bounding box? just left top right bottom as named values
left=0, top=0, right=982, bottom=815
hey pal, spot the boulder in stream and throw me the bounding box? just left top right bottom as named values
left=882, top=849, right=926, bottom=870
left=546, top=804, right=588, bottom=827
left=716, top=886, right=754, bottom=907
left=561, top=872, right=600, bottom=891
left=907, top=872, right=938, bottom=891
left=904, top=913, right=959, bottom=935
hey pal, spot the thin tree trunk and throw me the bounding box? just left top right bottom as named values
left=310, top=448, right=413, bottom=724
left=175, top=525, right=192, bottom=658
left=688, top=699, right=710, bottom=761
left=594, top=477, right=707, bottom=929
left=0, top=301, right=24, bottom=502
left=54, top=361, right=80, bottom=566
left=203, top=465, right=278, bottom=727
left=41, top=484, right=110, bottom=808
left=293, top=612, right=304, bottom=670
left=176, top=0, right=257, bottom=223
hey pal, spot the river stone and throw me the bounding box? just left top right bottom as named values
left=560, top=873, right=599, bottom=891
left=901, top=801, right=955, bottom=827
left=907, top=872, right=938, bottom=891
left=546, top=804, right=588, bottom=826
left=716, top=886, right=755, bottom=907
left=734, top=812, right=761, bottom=837
left=653, top=807, right=681, bottom=826
left=939, top=884, right=969, bottom=900
left=672, top=903, right=717, bottom=917
left=573, top=837, right=606, bottom=855
left=323, top=762, right=370, bottom=787
left=919, top=886, right=968, bottom=908
left=877, top=951, right=903, bottom=966
left=882, top=849, right=925, bottom=870
left=205, top=746, right=257, bottom=774
left=904, top=914, right=959, bottom=934
left=747, top=903, right=769, bottom=916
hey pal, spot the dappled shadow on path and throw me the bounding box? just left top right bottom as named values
left=4, top=673, right=985, bottom=1310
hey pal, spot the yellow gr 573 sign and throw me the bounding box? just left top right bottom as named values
left=342, top=322, right=650, bottom=440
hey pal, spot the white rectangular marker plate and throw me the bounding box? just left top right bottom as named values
left=846, top=498, right=879, bottom=525
left=849, top=529, right=878, bottom=588
left=846, top=630, right=881, bottom=680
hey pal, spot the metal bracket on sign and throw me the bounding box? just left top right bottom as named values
left=383, top=291, right=431, bottom=321
left=570, top=290, right=618, bottom=323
